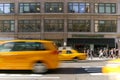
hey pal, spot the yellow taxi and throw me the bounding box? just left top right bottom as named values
left=102, top=58, right=120, bottom=73
left=58, top=47, right=87, bottom=61
left=0, top=40, right=59, bottom=73
left=0, top=40, right=5, bottom=44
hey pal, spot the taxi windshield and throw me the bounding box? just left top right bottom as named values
left=0, top=43, right=14, bottom=52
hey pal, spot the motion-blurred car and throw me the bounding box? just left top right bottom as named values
left=59, top=48, right=87, bottom=61
left=102, top=59, right=120, bottom=73
left=0, top=40, right=5, bottom=44
left=0, top=40, right=59, bottom=73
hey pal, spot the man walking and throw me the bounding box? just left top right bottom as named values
left=99, top=49, right=103, bottom=58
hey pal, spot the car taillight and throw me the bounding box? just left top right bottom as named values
left=52, top=50, right=59, bottom=54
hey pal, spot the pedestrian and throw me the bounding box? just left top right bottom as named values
left=103, top=49, right=108, bottom=58
left=89, top=49, right=93, bottom=59
left=113, top=48, right=117, bottom=58
left=86, top=49, right=90, bottom=58
left=99, top=49, right=103, bottom=58
left=109, top=48, right=114, bottom=58
left=115, top=49, right=119, bottom=58
left=118, top=49, right=120, bottom=58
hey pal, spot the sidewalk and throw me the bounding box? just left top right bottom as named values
left=87, top=57, right=112, bottom=61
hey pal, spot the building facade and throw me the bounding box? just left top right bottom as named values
left=0, top=0, right=120, bottom=54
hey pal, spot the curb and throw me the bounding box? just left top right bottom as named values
left=87, top=57, right=112, bottom=61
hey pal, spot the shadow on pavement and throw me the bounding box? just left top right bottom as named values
left=0, top=70, right=32, bottom=74
left=0, top=67, right=102, bottom=74
left=48, top=67, right=102, bottom=74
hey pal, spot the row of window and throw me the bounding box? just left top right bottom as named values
left=0, top=20, right=117, bottom=32
left=0, top=2, right=116, bottom=14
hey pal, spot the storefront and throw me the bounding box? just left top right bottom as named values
left=67, top=38, right=116, bottom=56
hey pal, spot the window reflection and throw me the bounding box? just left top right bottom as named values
left=0, top=20, right=15, bottom=32
left=44, top=19, right=64, bottom=32
left=99, top=4, right=104, bottom=13
left=24, top=4, right=30, bottom=12
left=79, top=3, right=85, bottom=13
left=106, top=4, right=111, bottom=13
left=19, top=3, right=40, bottom=13
left=0, top=4, right=3, bottom=13
left=18, top=20, right=41, bottom=32
left=0, top=3, right=14, bottom=14
left=68, top=20, right=91, bottom=32
left=68, top=2, right=90, bottom=13
left=45, top=2, right=63, bottom=13
left=95, top=3, right=116, bottom=14
left=73, top=3, right=78, bottom=13
left=4, top=4, right=10, bottom=13
left=94, top=20, right=117, bottom=32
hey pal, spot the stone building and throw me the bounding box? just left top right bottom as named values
left=0, top=0, right=120, bottom=54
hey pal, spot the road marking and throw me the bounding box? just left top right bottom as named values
left=90, top=73, right=120, bottom=76
left=0, top=74, right=60, bottom=80
left=39, top=77, right=60, bottom=79
left=82, top=66, right=103, bottom=74
left=90, top=73, right=104, bottom=75
left=90, top=73, right=120, bottom=80
left=0, top=74, right=42, bottom=77
left=81, top=66, right=103, bottom=68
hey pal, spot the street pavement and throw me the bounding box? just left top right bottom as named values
left=87, top=57, right=112, bottom=61
left=0, top=57, right=115, bottom=80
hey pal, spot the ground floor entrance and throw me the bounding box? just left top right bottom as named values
left=67, top=38, right=116, bottom=57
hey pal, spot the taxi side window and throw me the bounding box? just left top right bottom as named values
left=12, top=42, right=46, bottom=51
left=25, top=42, right=46, bottom=51
left=1, top=42, right=14, bottom=51
left=66, top=50, right=72, bottom=54
left=12, top=42, right=26, bottom=51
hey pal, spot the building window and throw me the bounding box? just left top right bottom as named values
left=0, top=3, right=14, bottom=14
left=44, top=19, right=64, bottom=32
left=45, top=2, right=63, bottom=13
left=68, top=20, right=90, bottom=32
left=68, top=2, right=90, bottom=13
left=19, top=3, right=40, bottom=13
left=0, top=20, right=15, bottom=32
left=18, top=20, right=41, bottom=32
left=94, top=20, right=117, bottom=32
left=95, top=3, right=116, bottom=14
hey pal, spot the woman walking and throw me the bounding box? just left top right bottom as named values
left=99, top=49, right=103, bottom=58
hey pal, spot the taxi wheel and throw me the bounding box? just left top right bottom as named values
left=73, top=57, right=79, bottom=62
left=32, top=62, right=48, bottom=74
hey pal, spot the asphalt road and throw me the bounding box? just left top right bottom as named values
left=0, top=59, right=118, bottom=80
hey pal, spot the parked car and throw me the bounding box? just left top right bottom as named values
left=102, top=58, right=120, bottom=73
left=58, top=48, right=87, bottom=61
left=0, top=40, right=59, bottom=73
